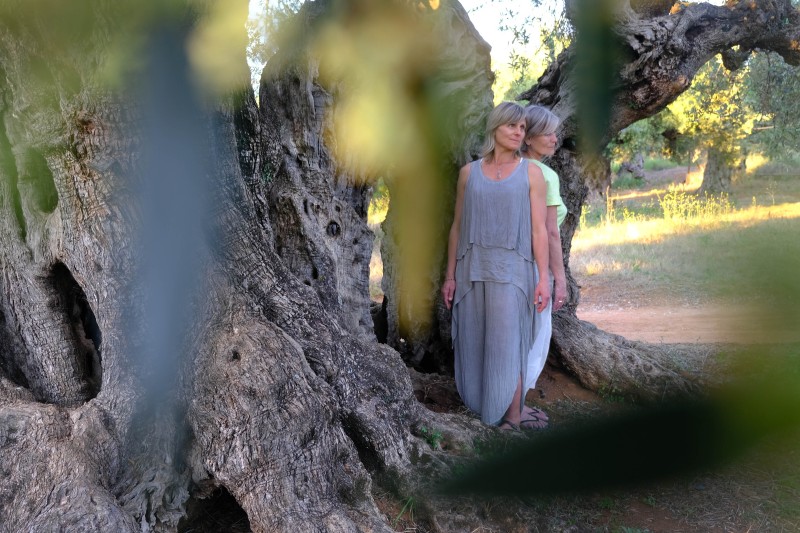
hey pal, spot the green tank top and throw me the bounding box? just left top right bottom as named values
left=529, top=159, right=566, bottom=227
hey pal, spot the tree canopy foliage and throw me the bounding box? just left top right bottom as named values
left=491, top=0, right=800, bottom=177
left=746, top=51, right=800, bottom=156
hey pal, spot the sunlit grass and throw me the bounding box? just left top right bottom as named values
left=744, top=152, right=769, bottom=173
left=369, top=245, right=384, bottom=302
left=573, top=167, right=800, bottom=331
left=368, top=180, right=389, bottom=302
left=574, top=200, right=800, bottom=252
left=367, top=193, right=389, bottom=226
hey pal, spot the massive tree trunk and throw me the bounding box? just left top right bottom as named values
left=0, top=1, right=494, bottom=531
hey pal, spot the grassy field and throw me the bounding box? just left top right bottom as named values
left=573, top=159, right=800, bottom=314
left=564, top=158, right=800, bottom=531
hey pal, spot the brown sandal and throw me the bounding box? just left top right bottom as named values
left=498, top=419, right=520, bottom=432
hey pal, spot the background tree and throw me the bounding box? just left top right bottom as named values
left=606, top=109, right=680, bottom=175
left=669, top=55, right=753, bottom=195
left=497, top=0, right=573, bottom=101
left=245, top=0, right=302, bottom=85
left=745, top=50, right=800, bottom=159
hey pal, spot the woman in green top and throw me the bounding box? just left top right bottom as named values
left=519, top=105, right=567, bottom=429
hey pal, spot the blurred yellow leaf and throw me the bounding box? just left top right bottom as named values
left=187, top=0, right=251, bottom=94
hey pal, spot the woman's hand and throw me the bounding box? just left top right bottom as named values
left=553, top=278, right=567, bottom=312
left=442, top=279, right=456, bottom=310
left=534, top=279, right=551, bottom=313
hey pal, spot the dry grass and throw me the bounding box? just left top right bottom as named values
left=368, top=186, right=389, bottom=302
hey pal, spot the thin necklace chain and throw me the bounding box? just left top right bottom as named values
left=493, top=156, right=517, bottom=180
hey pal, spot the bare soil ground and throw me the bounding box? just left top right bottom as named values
left=577, top=286, right=769, bottom=344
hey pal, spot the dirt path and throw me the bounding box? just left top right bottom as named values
left=575, top=303, right=800, bottom=344
left=574, top=261, right=800, bottom=344
left=578, top=305, right=732, bottom=343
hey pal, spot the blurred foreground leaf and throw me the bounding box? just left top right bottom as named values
left=572, top=0, right=621, bottom=154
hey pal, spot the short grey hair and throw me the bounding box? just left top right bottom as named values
left=522, top=105, right=560, bottom=156
left=479, top=101, right=525, bottom=160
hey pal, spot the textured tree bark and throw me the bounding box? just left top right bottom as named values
left=618, top=153, right=645, bottom=181
left=0, top=1, right=504, bottom=531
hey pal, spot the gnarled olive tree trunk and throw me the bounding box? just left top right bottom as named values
left=698, top=145, right=735, bottom=196
left=0, top=1, right=491, bottom=531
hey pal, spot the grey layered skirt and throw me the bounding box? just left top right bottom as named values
left=453, top=276, right=534, bottom=425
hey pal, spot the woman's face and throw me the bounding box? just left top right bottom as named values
left=494, top=120, right=526, bottom=153
left=525, top=131, right=558, bottom=160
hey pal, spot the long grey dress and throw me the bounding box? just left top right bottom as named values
left=452, top=159, right=537, bottom=425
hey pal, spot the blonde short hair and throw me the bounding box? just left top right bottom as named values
left=479, top=101, right=525, bottom=160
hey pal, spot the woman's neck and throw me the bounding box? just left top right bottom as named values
left=492, top=149, right=517, bottom=164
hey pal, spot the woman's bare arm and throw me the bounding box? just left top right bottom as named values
left=528, top=162, right=550, bottom=312
left=442, top=164, right=469, bottom=310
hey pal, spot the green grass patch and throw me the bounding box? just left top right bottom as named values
left=644, top=157, right=678, bottom=171
left=611, top=175, right=646, bottom=190
left=419, top=425, right=444, bottom=449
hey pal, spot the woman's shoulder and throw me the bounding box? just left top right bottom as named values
left=461, top=159, right=478, bottom=172
left=525, top=159, right=545, bottom=181
left=528, top=158, right=558, bottom=177
left=458, top=160, right=478, bottom=186
left=528, top=159, right=559, bottom=187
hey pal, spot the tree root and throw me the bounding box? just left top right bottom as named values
left=553, top=313, right=707, bottom=402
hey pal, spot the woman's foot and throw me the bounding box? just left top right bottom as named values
left=520, top=406, right=549, bottom=430
left=522, top=405, right=549, bottom=421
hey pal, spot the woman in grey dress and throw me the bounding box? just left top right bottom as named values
left=441, top=102, right=550, bottom=430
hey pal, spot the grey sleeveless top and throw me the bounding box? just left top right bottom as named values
left=453, top=159, right=536, bottom=308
